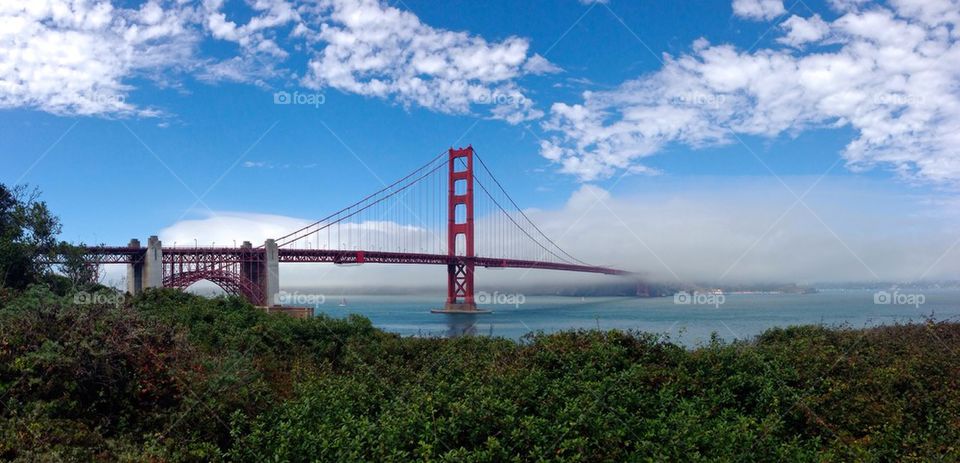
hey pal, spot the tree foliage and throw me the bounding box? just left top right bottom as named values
left=0, top=288, right=958, bottom=462
left=0, top=183, right=100, bottom=294
left=0, top=184, right=62, bottom=290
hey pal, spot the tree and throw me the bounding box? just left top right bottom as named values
left=0, top=184, right=63, bottom=290
left=56, top=241, right=101, bottom=289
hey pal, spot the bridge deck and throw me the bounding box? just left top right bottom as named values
left=73, top=247, right=628, bottom=276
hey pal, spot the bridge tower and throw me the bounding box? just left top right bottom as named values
left=442, top=146, right=479, bottom=312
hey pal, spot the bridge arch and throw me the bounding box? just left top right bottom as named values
left=163, top=269, right=264, bottom=306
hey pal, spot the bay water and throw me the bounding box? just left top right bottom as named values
left=309, top=289, right=960, bottom=347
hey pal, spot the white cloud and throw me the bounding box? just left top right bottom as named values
left=0, top=0, right=198, bottom=115
left=300, top=0, right=550, bottom=123
left=197, top=0, right=300, bottom=82
left=0, top=0, right=553, bottom=120
left=777, top=14, right=830, bottom=46
left=524, top=53, right=563, bottom=75
left=827, top=0, right=870, bottom=13
left=541, top=3, right=960, bottom=184
left=160, top=211, right=307, bottom=247
left=888, top=0, right=960, bottom=25
left=732, top=0, right=786, bottom=20
left=202, top=0, right=299, bottom=47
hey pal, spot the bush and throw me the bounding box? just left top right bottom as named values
left=0, top=286, right=198, bottom=460
left=2, top=287, right=959, bottom=461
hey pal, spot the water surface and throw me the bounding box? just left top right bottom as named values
left=309, top=289, right=960, bottom=347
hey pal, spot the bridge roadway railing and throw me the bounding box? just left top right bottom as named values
left=68, top=246, right=629, bottom=276
left=277, top=249, right=629, bottom=275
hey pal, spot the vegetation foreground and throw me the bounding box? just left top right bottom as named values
left=2, top=162, right=958, bottom=461
left=0, top=287, right=956, bottom=462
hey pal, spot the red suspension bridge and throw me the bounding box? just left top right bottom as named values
left=76, top=146, right=629, bottom=313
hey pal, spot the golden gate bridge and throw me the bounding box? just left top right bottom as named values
left=74, top=146, right=629, bottom=313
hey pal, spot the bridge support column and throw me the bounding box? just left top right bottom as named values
left=262, top=239, right=280, bottom=306
left=126, top=239, right=142, bottom=295
left=144, top=235, right=163, bottom=290
left=126, top=236, right=162, bottom=295
left=436, top=146, right=484, bottom=313
left=240, top=241, right=261, bottom=304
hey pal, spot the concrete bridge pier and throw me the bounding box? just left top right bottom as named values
left=239, top=241, right=260, bottom=301
left=262, top=239, right=280, bottom=306
left=239, top=240, right=279, bottom=306
left=126, top=235, right=162, bottom=296
left=125, top=239, right=142, bottom=295
left=251, top=239, right=280, bottom=307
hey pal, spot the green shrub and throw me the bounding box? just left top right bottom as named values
left=2, top=287, right=958, bottom=461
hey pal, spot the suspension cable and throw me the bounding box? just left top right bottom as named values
left=276, top=157, right=448, bottom=247
left=473, top=149, right=591, bottom=266
left=272, top=150, right=447, bottom=247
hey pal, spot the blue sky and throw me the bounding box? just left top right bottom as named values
left=2, top=0, right=959, bottom=283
